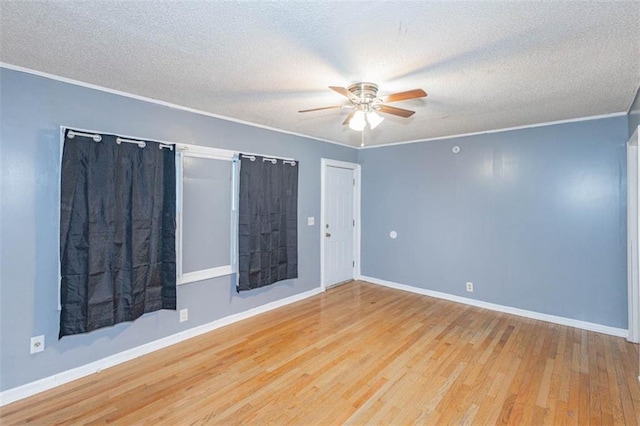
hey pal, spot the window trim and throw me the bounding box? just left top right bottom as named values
left=176, top=147, right=238, bottom=285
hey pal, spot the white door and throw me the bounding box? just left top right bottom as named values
left=323, top=164, right=356, bottom=288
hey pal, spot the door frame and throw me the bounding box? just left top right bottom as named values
left=320, top=158, right=361, bottom=291
left=627, top=126, right=639, bottom=343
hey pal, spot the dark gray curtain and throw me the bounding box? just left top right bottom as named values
left=238, top=155, right=298, bottom=291
left=59, top=130, right=176, bottom=338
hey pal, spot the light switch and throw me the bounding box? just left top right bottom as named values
left=307, top=217, right=315, bottom=226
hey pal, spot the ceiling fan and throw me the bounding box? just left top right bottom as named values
left=298, top=82, right=427, bottom=131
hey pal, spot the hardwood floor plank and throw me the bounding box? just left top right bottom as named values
left=1, top=281, right=638, bottom=425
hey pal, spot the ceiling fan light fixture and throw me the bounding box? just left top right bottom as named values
left=366, top=111, right=384, bottom=129
left=349, top=110, right=366, bottom=131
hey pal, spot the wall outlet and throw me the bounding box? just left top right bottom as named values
left=466, top=282, right=474, bottom=292
left=307, top=216, right=315, bottom=226
left=180, top=308, right=188, bottom=323
left=30, top=335, right=45, bottom=354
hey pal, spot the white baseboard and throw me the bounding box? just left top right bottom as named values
left=359, top=275, right=628, bottom=338
left=0, top=287, right=323, bottom=407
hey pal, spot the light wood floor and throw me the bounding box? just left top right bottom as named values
left=2, top=281, right=640, bottom=425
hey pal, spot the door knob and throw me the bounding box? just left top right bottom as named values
left=325, top=232, right=331, bottom=238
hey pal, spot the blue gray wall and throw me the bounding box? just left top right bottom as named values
left=0, top=68, right=357, bottom=391
left=629, top=87, right=640, bottom=137
left=358, top=117, right=629, bottom=328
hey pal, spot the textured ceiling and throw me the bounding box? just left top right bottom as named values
left=1, top=1, right=639, bottom=147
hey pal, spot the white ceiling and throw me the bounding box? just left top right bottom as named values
left=1, top=1, right=639, bottom=148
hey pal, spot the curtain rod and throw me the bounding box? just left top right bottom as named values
left=116, top=137, right=146, bottom=148
left=241, top=154, right=296, bottom=166
left=67, top=130, right=102, bottom=142
left=237, top=151, right=294, bottom=162
left=66, top=129, right=172, bottom=150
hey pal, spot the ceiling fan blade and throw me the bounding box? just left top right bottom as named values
left=298, top=105, right=343, bottom=113
left=342, top=110, right=356, bottom=125
left=378, top=104, right=416, bottom=118
left=329, top=86, right=357, bottom=100
left=382, top=89, right=427, bottom=103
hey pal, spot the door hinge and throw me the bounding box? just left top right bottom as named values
left=353, top=178, right=356, bottom=186
left=353, top=219, right=355, bottom=226
left=352, top=261, right=355, bottom=267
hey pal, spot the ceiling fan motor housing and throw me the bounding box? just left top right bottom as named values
left=348, top=82, right=380, bottom=108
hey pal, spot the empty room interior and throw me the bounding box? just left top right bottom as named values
left=1, top=1, right=640, bottom=424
